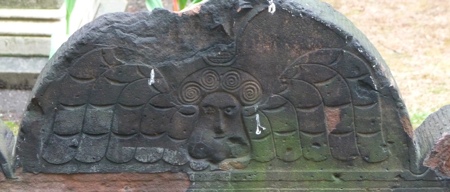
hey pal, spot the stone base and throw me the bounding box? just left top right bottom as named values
left=3, top=170, right=448, bottom=191
left=0, top=170, right=190, bottom=191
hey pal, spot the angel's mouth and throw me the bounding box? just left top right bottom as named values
left=187, top=131, right=250, bottom=163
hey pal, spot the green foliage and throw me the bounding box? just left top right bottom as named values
left=145, top=0, right=164, bottom=10
left=4, top=121, right=19, bottom=136
left=65, top=0, right=76, bottom=35
left=145, top=0, right=203, bottom=11
left=410, top=111, right=430, bottom=129
left=179, top=0, right=188, bottom=10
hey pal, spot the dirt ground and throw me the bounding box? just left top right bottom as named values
left=322, top=0, right=450, bottom=127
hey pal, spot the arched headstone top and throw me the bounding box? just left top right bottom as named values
left=16, top=0, right=445, bottom=190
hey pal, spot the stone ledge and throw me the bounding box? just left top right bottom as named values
left=0, top=8, right=64, bottom=20
left=0, top=57, right=45, bottom=91
left=0, top=36, right=50, bottom=56
left=0, top=0, right=63, bottom=9
left=0, top=20, right=63, bottom=36
left=0, top=57, right=46, bottom=74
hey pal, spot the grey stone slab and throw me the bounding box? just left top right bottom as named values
left=0, top=36, right=50, bottom=56
left=0, top=57, right=46, bottom=73
left=0, top=0, right=63, bottom=9
left=0, top=7, right=64, bottom=20
left=0, top=57, right=45, bottom=96
left=0, top=20, right=62, bottom=36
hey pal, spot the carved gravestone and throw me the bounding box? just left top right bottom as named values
left=15, top=0, right=449, bottom=190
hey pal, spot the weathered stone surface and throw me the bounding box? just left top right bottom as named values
left=415, top=105, right=450, bottom=178
left=15, top=0, right=449, bottom=190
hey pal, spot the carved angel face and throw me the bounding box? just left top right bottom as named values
left=170, top=67, right=263, bottom=164
left=187, top=92, right=251, bottom=163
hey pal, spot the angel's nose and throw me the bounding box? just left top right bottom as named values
left=213, top=113, right=226, bottom=136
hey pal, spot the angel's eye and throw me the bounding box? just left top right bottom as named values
left=224, top=106, right=236, bottom=115
left=203, top=106, right=215, bottom=114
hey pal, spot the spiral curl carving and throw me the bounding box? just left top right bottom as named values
left=200, top=70, right=220, bottom=90
left=240, top=81, right=262, bottom=105
left=181, top=82, right=202, bottom=104
left=222, top=71, right=241, bottom=91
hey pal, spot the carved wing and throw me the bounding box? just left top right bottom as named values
left=242, top=95, right=301, bottom=162
left=39, top=47, right=199, bottom=171
left=279, top=49, right=389, bottom=163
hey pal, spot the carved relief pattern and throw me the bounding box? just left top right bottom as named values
left=39, top=47, right=389, bottom=172
left=280, top=49, right=389, bottom=163
left=181, top=82, right=203, bottom=104
left=240, top=81, right=261, bottom=105
left=201, top=70, right=220, bottom=90
left=177, top=67, right=262, bottom=106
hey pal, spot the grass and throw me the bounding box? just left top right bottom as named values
left=4, top=121, right=19, bottom=136
left=410, top=111, right=431, bottom=129
left=322, top=0, right=450, bottom=129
